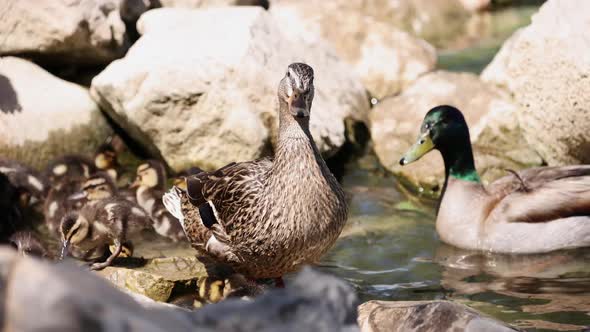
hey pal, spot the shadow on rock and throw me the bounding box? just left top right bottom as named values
left=0, top=74, right=21, bottom=114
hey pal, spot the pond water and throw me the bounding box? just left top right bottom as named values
left=318, top=3, right=590, bottom=331
left=320, top=155, right=590, bottom=331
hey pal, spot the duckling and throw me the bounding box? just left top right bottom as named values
left=0, top=157, right=47, bottom=206
left=172, top=167, right=204, bottom=191
left=163, top=63, right=348, bottom=281
left=94, top=142, right=120, bottom=182
left=0, top=172, right=21, bottom=240
left=43, top=172, right=115, bottom=237
left=132, top=160, right=185, bottom=241
left=400, top=105, right=590, bottom=253
left=9, top=231, right=51, bottom=258
left=43, top=155, right=96, bottom=185
left=59, top=175, right=152, bottom=270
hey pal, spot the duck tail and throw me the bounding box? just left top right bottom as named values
left=162, top=187, right=185, bottom=229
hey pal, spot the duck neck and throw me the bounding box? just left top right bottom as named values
left=272, top=103, right=326, bottom=177
left=438, top=134, right=481, bottom=208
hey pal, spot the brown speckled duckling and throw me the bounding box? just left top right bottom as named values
left=164, top=63, right=348, bottom=280
left=44, top=172, right=114, bottom=237
left=132, top=160, right=185, bottom=242
left=0, top=157, right=47, bottom=206
left=59, top=175, right=152, bottom=270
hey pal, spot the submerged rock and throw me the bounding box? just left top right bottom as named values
left=482, top=0, right=590, bottom=166
left=0, top=57, right=113, bottom=170
left=370, top=71, right=541, bottom=197
left=270, top=2, right=436, bottom=99
left=0, top=0, right=128, bottom=65
left=358, top=300, right=517, bottom=332
left=90, top=7, right=369, bottom=172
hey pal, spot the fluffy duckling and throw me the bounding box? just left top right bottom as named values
left=43, top=172, right=114, bottom=237
left=132, top=160, right=185, bottom=241
left=43, top=155, right=96, bottom=185
left=59, top=175, right=152, bottom=270
left=9, top=231, right=51, bottom=259
left=0, top=173, right=21, bottom=240
left=0, top=157, right=47, bottom=206
left=400, top=105, right=590, bottom=253
left=94, top=142, right=120, bottom=182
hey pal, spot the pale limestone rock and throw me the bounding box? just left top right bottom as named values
left=0, top=57, right=112, bottom=170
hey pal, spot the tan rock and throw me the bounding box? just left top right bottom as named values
left=0, top=0, right=128, bottom=64
left=482, top=0, right=590, bottom=165
left=270, top=3, right=436, bottom=99
left=370, top=71, right=539, bottom=197
left=91, top=7, right=369, bottom=171
left=0, top=57, right=112, bottom=170
left=358, top=300, right=517, bottom=332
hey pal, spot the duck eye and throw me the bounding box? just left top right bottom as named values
left=286, top=70, right=291, bottom=78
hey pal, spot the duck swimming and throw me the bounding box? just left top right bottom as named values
left=400, top=105, right=590, bottom=254
left=164, top=63, right=348, bottom=280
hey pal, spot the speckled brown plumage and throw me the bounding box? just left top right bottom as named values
left=164, top=63, right=348, bottom=279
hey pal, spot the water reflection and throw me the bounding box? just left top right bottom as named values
left=322, top=158, right=590, bottom=331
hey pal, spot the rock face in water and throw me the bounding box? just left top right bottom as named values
left=0, top=57, right=113, bottom=170
left=0, top=247, right=358, bottom=331
left=358, top=300, right=518, bottom=332
left=482, top=0, right=590, bottom=166
left=91, top=7, right=369, bottom=171
left=370, top=71, right=541, bottom=196
left=0, top=0, right=128, bottom=64
left=270, top=2, right=436, bottom=99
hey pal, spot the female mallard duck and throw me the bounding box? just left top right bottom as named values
left=131, top=160, right=185, bottom=241
left=400, top=105, right=590, bottom=254
left=163, top=63, right=348, bottom=280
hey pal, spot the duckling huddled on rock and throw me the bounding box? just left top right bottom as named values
left=132, top=160, right=185, bottom=242
left=164, top=63, right=348, bottom=284
left=0, top=157, right=47, bottom=207
left=59, top=174, right=152, bottom=270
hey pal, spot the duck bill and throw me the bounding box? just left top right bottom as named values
left=400, top=132, right=435, bottom=165
left=130, top=177, right=141, bottom=188
left=68, top=191, right=86, bottom=201
left=288, top=94, right=309, bottom=118
left=59, top=240, right=70, bottom=260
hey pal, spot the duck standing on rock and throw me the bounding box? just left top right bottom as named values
left=132, top=160, right=186, bottom=241
left=59, top=174, right=152, bottom=270
left=164, top=63, right=348, bottom=283
left=400, top=105, right=590, bottom=254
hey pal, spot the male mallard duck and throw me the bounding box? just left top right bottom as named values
left=163, top=63, right=348, bottom=280
left=400, top=105, right=590, bottom=253
left=131, top=160, right=185, bottom=241
left=59, top=174, right=152, bottom=270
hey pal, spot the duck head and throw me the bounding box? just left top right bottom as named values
left=59, top=212, right=90, bottom=259
left=131, top=160, right=166, bottom=189
left=94, top=143, right=118, bottom=170
left=278, top=63, right=315, bottom=119
left=400, top=105, right=471, bottom=165
left=69, top=173, right=116, bottom=201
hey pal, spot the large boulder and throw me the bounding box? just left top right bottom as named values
left=370, top=71, right=541, bottom=197
left=0, top=57, right=113, bottom=170
left=358, top=300, right=517, bottom=332
left=0, top=247, right=358, bottom=331
left=269, top=0, right=472, bottom=49
left=91, top=7, right=369, bottom=172
left=0, top=0, right=128, bottom=65
left=482, top=0, right=590, bottom=165
left=270, top=3, right=436, bottom=99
